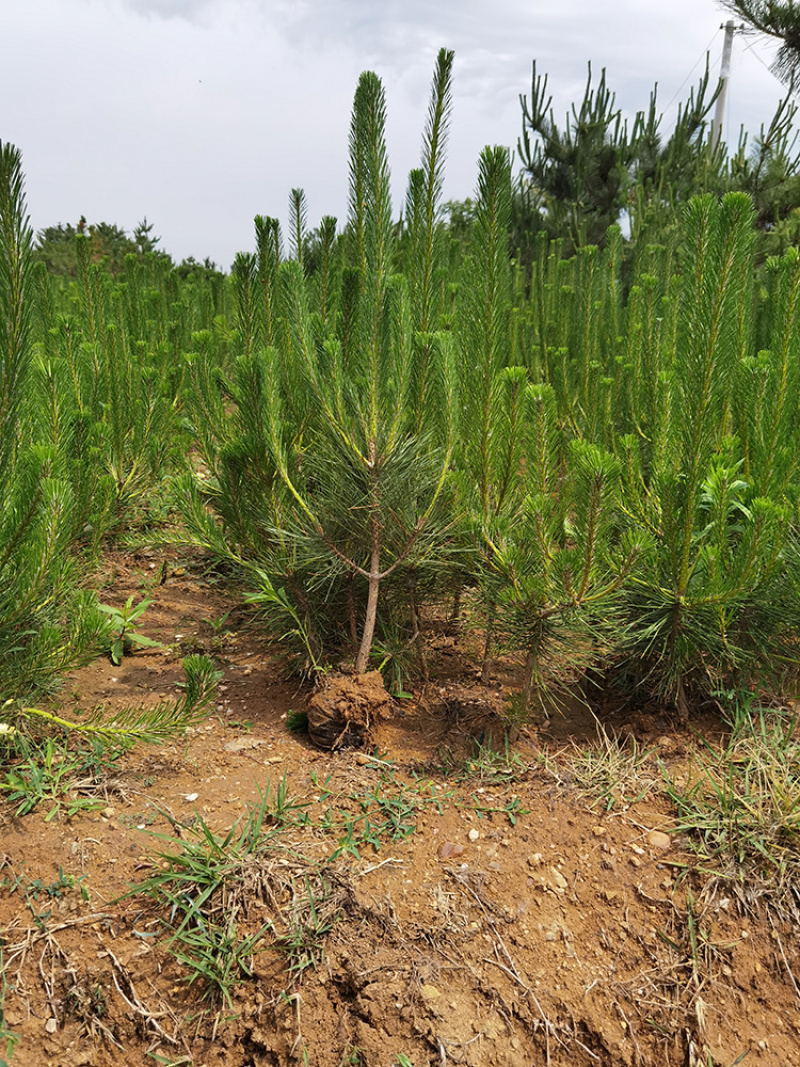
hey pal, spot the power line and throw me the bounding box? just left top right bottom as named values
left=741, top=34, right=786, bottom=87
left=663, top=28, right=722, bottom=117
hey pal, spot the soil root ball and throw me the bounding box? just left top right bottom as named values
left=306, top=670, right=394, bottom=750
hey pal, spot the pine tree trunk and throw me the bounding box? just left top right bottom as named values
left=355, top=521, right=380, bottom=674
left=481, top=602, right=496, bottom=685
left=522, top=647, right=535, bottom=711
left=408, top=573, right=429, bottom=682
left=355, top=454, right=381, bottom=674
left=346, top=575, right=359, bottom=648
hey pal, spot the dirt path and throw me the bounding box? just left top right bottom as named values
left=1, top=548, right=798, bottom=1067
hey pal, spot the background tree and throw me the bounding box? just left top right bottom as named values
left=517, top=55, right=800, bottom=262
left=35, top=216, right=171, bottom=277
left=516, top=61, right=726, bottom=258
left=721, top=1, right=800, bottom=86
left=518, top=63, right=636, bottom=254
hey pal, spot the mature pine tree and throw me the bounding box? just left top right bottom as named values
left=722, top=1, right=800, bottom=86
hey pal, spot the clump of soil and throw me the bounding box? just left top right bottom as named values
left=439, top=683, right=510, bottom=737
left=307, top=670, right=394, bottom=750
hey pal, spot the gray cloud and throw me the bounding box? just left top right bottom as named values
left=122, top=0, right=216, bottom=19
left=9, top=0, right=786, bottom=267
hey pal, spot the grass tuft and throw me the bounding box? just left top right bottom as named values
left=663, top=695, right=800, bottom=916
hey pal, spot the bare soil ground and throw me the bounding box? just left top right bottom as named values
left=2, top=548, right=799, bottom=1067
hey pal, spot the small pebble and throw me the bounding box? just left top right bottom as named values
left=647, top=830, right=671, bottom=851
left=468, top=828, right=480, bottom=842
left=438, top=841, right=465, bottom=859
left=549, top=867, right=569, bottom=891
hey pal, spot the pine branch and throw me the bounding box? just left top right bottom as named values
left=20, top=655, right=222, bottom=746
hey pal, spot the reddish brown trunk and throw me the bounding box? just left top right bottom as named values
left=346, top=576, right=359, bottom=648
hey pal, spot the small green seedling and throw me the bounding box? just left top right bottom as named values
left=98, top=594, right=162, bottom=665
left=202, top=609, right=233, bottom=634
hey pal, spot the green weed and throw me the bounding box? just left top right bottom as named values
left=1, top=738, right=108, bottom=821
left=98, top=594, right=162, bottom=665
left=468, top=793, right=529, bottom=826
left=271, top=874, right=339, bottom=978
left=126, top=782, right=340, bottom=1005
left=327, top=771, right=424, bottom=860
left=456, top=735, right=530, bottom=786
left=0, top=855, right=88, bottom=927
left=202, top=609, right=233, bottom=634
left=338, top=1047, right=366, bottom=1067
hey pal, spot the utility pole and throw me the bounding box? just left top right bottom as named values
left=712, top=20, right=736, bottom=152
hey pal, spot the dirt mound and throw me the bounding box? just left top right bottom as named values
left=307, top=670, right=394, bottom=750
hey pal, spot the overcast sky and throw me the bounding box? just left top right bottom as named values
left=3, top=0, right=790, bottom=268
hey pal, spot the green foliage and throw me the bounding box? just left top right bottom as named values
left=7, top=654, right=221, bottom=753
left=0, top=144, right=114, bottom=701
left=35, top=215, right=170, bottom=278
left=616, top=195, right=800, bottom=710
left=722, top=1, right=800, bottom=87
left=126, top=783, right=340, bottom=1004
left=517, top=55, right=800, bottom=261
left=519, top=63, right=642, bottom=252
left=97, top=593, right=162, bottom=664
